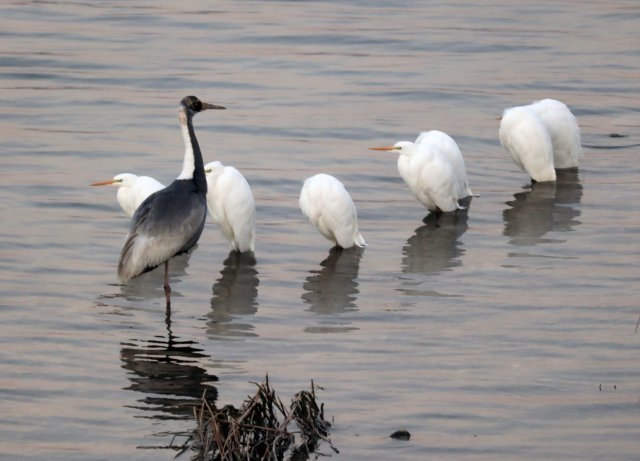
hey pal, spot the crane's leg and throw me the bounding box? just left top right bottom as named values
left=163, top=260, right=171, bottom=311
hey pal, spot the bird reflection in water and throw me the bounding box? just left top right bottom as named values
left=402, top=210, right=469, bottom=275
left=206, top=251, right=259, bottom=339
left=302, top=247, right=363, bottom=333
left=120, top=320, right=218, bottom=422
left=503, top=169, right=583, bottom=246
left=117, top=252, right=192, bottom=303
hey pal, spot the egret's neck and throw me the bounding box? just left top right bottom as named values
left=177, top=109, right=207, bottom=193
left=116, top=186, right=129, bottom=213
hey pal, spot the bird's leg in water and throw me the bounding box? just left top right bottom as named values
left=163, top=261, right=171, bottom=310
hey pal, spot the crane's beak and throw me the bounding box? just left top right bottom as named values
left=202, top=102, right=226, bottom=110
left=90, top=179, right=116, bottom=186
left=368, top=146, right=396, bottom=151
left=496, top=115, right=503, bottom=121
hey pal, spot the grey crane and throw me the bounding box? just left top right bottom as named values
left=117, top=95, right=225, bottom=309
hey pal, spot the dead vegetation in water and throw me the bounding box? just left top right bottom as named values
left=181, top=375, right=337, bottom=460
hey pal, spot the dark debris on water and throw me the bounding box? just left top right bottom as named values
left=389, top=429, right=411, bottom=441
left=180, top=375, right=338, bottom=461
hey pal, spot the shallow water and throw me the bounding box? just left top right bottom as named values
left=1, top=1, right=639, bottom=460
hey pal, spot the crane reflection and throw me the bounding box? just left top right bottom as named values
left=120, top=319, right=218, bottom=421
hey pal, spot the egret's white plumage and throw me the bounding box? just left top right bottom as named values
left=204, top=161, right=256, bottom=253
left=499, top=106, right=556, bottom=182
left=370, top=131, right=472, bottom=213
left=529, top=99, right=582, bottom=169
left=91, top=173, right=165, bottom=216
left=299, top=174, right=366, bottom=249
left=416, top=130, right=473, bottom=198
left=499, top=98, right=582, bottom=182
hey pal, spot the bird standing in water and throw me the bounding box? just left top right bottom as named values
left=299, top=173, right=366, bottom=249
left=499, top=105, right=556, bottom=182
left=117, top=96, right=225, bottom=309
left=370, top=130, right=472, bottom=214
left=204, top=161, right=256, bottom=253
left=499, top=98, right=582, bottom=182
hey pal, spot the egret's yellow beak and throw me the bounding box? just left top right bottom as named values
left=368, top=146, right=397, bottom=151
left=90, top=179, right=116, bottom=187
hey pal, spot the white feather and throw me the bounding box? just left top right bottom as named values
left=204, top=161, right=256, bottom=252
left=177, top=111, right=195, bottom=180
left=499, top=106, right=556, bottom=182
left=395, top=141, right=462, bottom=212
left=499, top=98, right=582, bottom=181
left=415, top=130, right=473, bottom=197
left=299, top=174, right=366, bottom=249
left=529, top=98, right=582, bottom=169
left=377, top=130, right=471, bottom=213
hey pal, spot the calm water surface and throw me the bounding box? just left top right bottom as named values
left=1, top=1, right=639, bottom=460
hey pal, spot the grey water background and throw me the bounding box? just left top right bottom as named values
left=1, top=1, right=639, bottom=460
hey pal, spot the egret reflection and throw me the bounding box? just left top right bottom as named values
left=120, top=320, right=218, bottom=421
left=206, top=251, right=259, bottom=339
left=302, top=246, right=363, bottom=319
left=402, top=210, right=469, bottom=275
left=503, top=169, right=583, bottom=246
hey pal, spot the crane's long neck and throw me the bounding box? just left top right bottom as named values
left=177, top=109, right=207, bottom=193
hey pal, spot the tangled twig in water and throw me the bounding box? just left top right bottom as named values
left=185, top=375, right=337, bottom=460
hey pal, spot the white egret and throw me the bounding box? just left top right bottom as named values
left=90, top=173, right=165, bottom=217
left=370, top=130, right=472, bottom=213
left=499, top=98, right=582, bottom=182
left=118, top=96, right=225, bottom=308
left=204, top=161, right=255, bottom=253
left=415, top=130, right=473, bottom=198
left=299, top=173, right=366, bottom=249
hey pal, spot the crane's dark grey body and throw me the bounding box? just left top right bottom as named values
left=118, top=179, right=207, bottom=280
left=117, top=96, right=224, bottom=305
